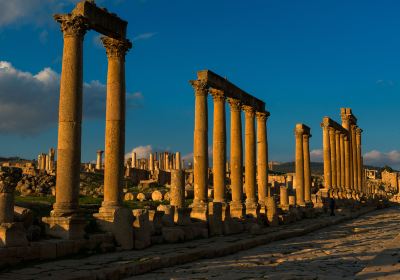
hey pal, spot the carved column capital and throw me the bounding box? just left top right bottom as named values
left=256, top=111, right=270, bottom=122
left=356, top=128, right=363, bottom=135
left=101, top=37, right=132, bottom=59
left=54, top=14, right=89, bottom=37
left=242, top=105, right=255, bottom=117
left=209, top=88, right=225, bottom=102
left=190, top=80, right=208, bottom=96
left=227, top=98, right=242, bottom=112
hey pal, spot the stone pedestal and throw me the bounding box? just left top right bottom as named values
left=42, top=215, right=86, bottom=240
left=229, top=201, right=245, bottom=219
left=288, top=195, right=296, bottom=207
left=190, top=201, right=208, bottom=222
left=0, top=223, right=28, bottom=248
left=208, top=202, right=223, bottom=236
left=94, top=207, right=134, bottom=249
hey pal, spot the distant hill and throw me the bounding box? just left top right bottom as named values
left=271, top=161, right=383, bottom=175
left=0, top=156, right=30, bottom=163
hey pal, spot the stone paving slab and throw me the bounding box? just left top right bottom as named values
left=0, top=207, right=376, bottom=280
left=356, top=233, right=400, bottom=280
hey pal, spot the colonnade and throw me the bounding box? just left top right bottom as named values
left=190, top=70, right=269, bottom=220
left=294, top=124, right=312, bottom=206
left=321, top=108, right=364, bottom=198
left=130, top=151, right=182, bottom=171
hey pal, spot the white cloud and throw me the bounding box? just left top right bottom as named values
left=133, top=32, right=157, bottom=41
left=364, top=150, right=400, bottom=169
left=310, top=149, right=323, bottom=162
left=0, top=61, right=142, bottom=135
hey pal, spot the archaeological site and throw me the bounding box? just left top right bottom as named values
left=0, top=0, right=400, bottom=279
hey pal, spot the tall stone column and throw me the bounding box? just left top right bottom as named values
left=340, top=134, right=345, bottom=192
left=228, top=98, right=244, bottom=218
left=303, top=132, right=311, bottom=203
left=351, top=125, right=358, bottom=192
left=165, top=153, right=170, bottom=171
left=190, top=80, right=209, bottom=221
left=96, top=150, right=104, bottom=170
left=321, top=123, right=332, bottom=190
left=131, top=151, right=136, bottom=168
left=335, top=131, right=341, bottom=190
left=101, top=37, right=131, bottom=210
left=256, top=111, right=269, bottom=205
left=176, top=152, right=182, bottom=170
left=341, top=112, right=353, bottom=191
left=356, top=128, right=363, bottom=193
left=210, top=89, right=226, bottom=203
left=52, top=14, right=87, bottom=217
left=149, top=153, right=154, bottom=171
left=329, top=128, right=337, bottom=190
left=243, top=105, right=258, bottom=216
left=295, top=125, right=305, bottom=206
left=95, top=37, right=133, bottom=249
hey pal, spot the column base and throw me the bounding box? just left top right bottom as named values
left=94, top=206, right=134, bottom=250
left=42, top=215, right=86, bottom=240
left=245, top=200, right=260, bottom=218
left=208, top=202, right=223, bottom=236
left=190, top=200, right=208, bottom=222
left=0, top=222, right=28, bottom=247
left=229, top=201, right=245, bottom=219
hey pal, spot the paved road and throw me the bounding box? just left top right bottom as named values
left=131, top=207, right=400, bottom=280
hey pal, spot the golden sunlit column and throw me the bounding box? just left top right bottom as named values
left=303, top=130, right=312, bottom=203
left=210, top=89, right=226, bottom=203
left=321, top=121, right=332, bottom=190
left=340, top=133, right=345, bottom=193
left=190, top=80, right=209, bottom=221
left=243, top=105, right=258, bottom=216
left=256, top=111, right=269, bottom=206
left=228, top=98, right=244, bottom=218
left=356, top=128, right=363, bottom=193
left=329, top=127, right=337, bottom=190
left=335, top=131, right=341, bottom=190
left=351, top=125, right=358, bottom=193
left=51, top=14, right=87, bottom=218
left=295, top=124, right=305, bottom=206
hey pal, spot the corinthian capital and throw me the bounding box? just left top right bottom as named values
left=102, top=37, right=132, bottom=59
left=256, top=111, right=270, bottom=121
left=227, top=98, right=241, bottom=112
left=54, top=14, right=88, bottom=37
left=242, top=105, right=255, bottom=117
left=209, top=88, right=225, bottom=102
left=190, top=80, right=208, bottom=96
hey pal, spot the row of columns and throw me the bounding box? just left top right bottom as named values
left=130, top=151, right=183, bottom=171
left=294, top=124, right=312, bottom=206
left=37, top=148, right=56, bottom=173
left=321, top=109, right=364, bottom=197
left=190, top=80, right=269, bottom=220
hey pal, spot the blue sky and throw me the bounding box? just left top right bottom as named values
left=0, top=0, right=399, bottom=168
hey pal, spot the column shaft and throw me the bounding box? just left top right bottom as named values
left=53, top=15, right=87, bottom=216
left=295, top=126, right=304, bottom=205
left=340, top=134, right=345, bottom=190
left=356, top=128, right=362, bottom=192
left=244, top=106, right=257, bottom=206
left=335, top=131, right=341, bottom=189
left=303, top=134, right=311, bottom=203
left=322, top=125, right=332, bottom=189
left=351, top=125, right=358, bottom=191
left=329, top=128, right=337, bottom=189
left=256, top=112, right=269, bottom=204
left=211, top=89, right=226, bottom=203
left=102, top=37, right=131, bottom=208
left=191, top=81, right=209, bottom=204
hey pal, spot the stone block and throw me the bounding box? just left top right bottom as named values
left=174, top=207, right=191, bottom=226
left=157, top=204, right=174, bottom=226
left=0, top=222, right=28, bottom=247
left=162, top=227, right=185, bottom=243
left=148, top=210, right=164, bottom=235
left=190, top=201, right=208, bottom=222
left=208, top=202, right=223, bottom=236
left=56, top=240, right=75, bottom=258
left=42, top=215, right=87, bottom=240
left=132, top=209, right=151, bottom=250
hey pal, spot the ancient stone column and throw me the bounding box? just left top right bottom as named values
left=210, top=88, right=226, bottom=203
left=101, top=36, right=132, bottom=210
left=329, top=127, right=337, bottom=189
left=295, top=124, right=305, bottom=206
left=351, top=125, right=358, bottom=192
left=256, top=111, right=269, bottom=205
left=335, top=131, right=341, bottom=189
left=356, top=128, right=363, bottom=192
left=170, top=170, right=185, bottom=208
left=176, top=152, right=182, bottom=170
left=165, top=153, right=170, bottom=171
left=96, top=150, right=104, bottom=170
left=49, top=148, right=55, bottom=171
left=303, top=131, right=311, bottom=203
left=190, top=80, right=209, bottom=220
left=340, top=133, right=345, bottom=191
left=149, top=153, right=154, bottom=172
left=321, top=122, right=332, bottom=189
left=52, top=14, right=87, bottom=217
left=341, top=111, right=353, bottom=191
left=280, top=186, right=289, bottom=210
left=228, top=98, right=244, bottom=218
left=243, top=105, right=257, bottom=215
left=131, top=151, right=136, bottom=168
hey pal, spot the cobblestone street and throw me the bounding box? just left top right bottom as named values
left=132, top=207, right=400, bottom=280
